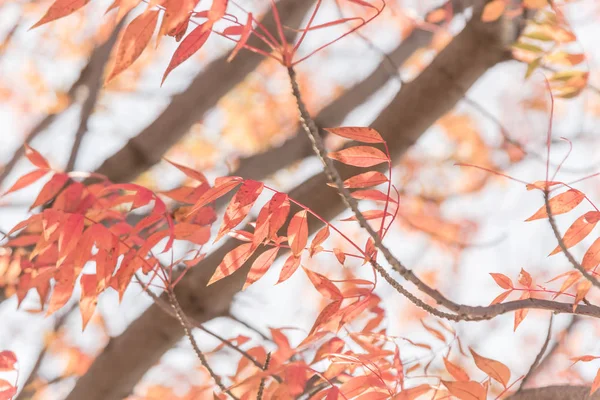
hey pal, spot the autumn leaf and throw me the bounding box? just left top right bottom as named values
left=277, top=254, right=301, bottom=284
left=253, top=193, right=289, bottom=248
left=490, top=273, right=513, bottom=289
left=303, top=267, right=342, bottom=300
left=342, top=171, right=388, bottom=188
left=162, top=22, right=213, bottom=84
left=215, top=180, right=263, bottom=241
left=164, top=159, right=208, bottom=184
left=188, top=177, right=242, bottom=216
left=481, top=0, right=505, bottom=22
left=469, top=348, right=510, bottom=387
left=30, top=173, right=69, bottom=209
left=325, top=127, right=384, bottom=144
left=31, top=0, right=91, bottom=29
left=441, top=380, right=486, bottom=400
left=549, top=213, right=598, bottom=256
left=24, top=144, right=51, bottom=169
left=310, top=226, right=330, bottom=256
left=351, top=189, right=396, bottom=203
left=244, top=247, right=279, bottom=289
left=2, top=169, right=49, bottom=197
left=391, top=384, right=431, bottom=400
left=208, top=243, right=255, bottom=285
left=227, top=13, right=252, bottom=62
left=489, top=290, right=511, bottom=305
left=514, top=291, right=530, bottom=331
left=0, top=351, right=17, bottom=371
left=308, top=300, right=341, bottom=335
left=525, top=189, right=584, bottom=221
left=340, top=210, right=391, bottom=222
left=208, top=0, right=228, bottom=21
left=288, top=210, right=308, bottom=256
left=329, top=146, right=389, bottom=168
left=518, top=269, right=532, bottom=287
left=108, top=10, right=159, bottom=82
left=443, top=357, right=470, bottom=381
left=174, top=223, right=211, bottom=245
left=0, top=380, right=17, bottom=400
left=80, top=274, right=98, bottom=330
left=592, top=369, right=600, bottom=396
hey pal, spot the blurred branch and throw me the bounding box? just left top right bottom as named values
left=517, top=314, right=554, bottom=392
left=507, top=385, right=600, bottom=399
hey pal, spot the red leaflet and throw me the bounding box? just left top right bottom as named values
left=188, top=177, right=242, bottom=216
left=592, top=369, right=600, bottom=396
left=441, top=380, right=486, bottom=400
left=174, top=223, right=211, bottom=245
left=164, top=159, right=208, bottom=184
left=253, top=193, right=289, bottom=248
left=108, top=10, right=159, bottom=82
left=277, top=254, right=301, bottom=284
left=208, top=242, right=255, bottom=285
left=244, top=247, right=279, bottom=289
left=518, top=268, right=532, bottom=287
left=162, top=22, right=213, bottom=84
left=3, top=169, right=49, bottom=196
left=216, top=180, right=263, bottom=241
left=582, top=237, right=600, bottom=270
left=303, top=267, right=342, bottom=300
left=325, top=127, right=384, bottom=143
left=79, top=274, right=98, bottom=330
left=158, top=0, right=197, bottom=39
left=310, top=226, right=330, bottom=256
left=227, top=12, right=253, bottom=62
left=329, top=146, right=389, bottom=168
left=0, top=351, right=17, bottom=371
left=351, top=189, right=396, bottom=203
left=209, top=0, right=228, bottom=21
left=30, top=173, right=69, bottom=209
left=490, top=273, right=513, bottom=289
left=30, top=0, right=91, bottom=29
left=57, top=213, right=84, bottom=266
left=469, top=348, right=511, bottom=387
left=288, top=210, right=308, bottom=256
left=333, top=248, right=345, bottom=265
left=47, top=266, right=76, bottom=316
left=444, top=357, right=470, bottom=382
left=525, top=189, right=584, bottom=221
left=24, top=144, right=51, bottom=169
left=549, top=213, right=598, bottom=256
left=489, top=290, right=511, bottom=306
left=0, top=380, right=17, bottom=400
left=514, top=291, right=530, bottom=331
left=342, top=171, right=388, bottom=188
left=340, top=210, right=391, bottom=221
left=308, top=300, right=341, bottom=336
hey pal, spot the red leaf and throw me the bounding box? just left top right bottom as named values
left=342, top=171, right=388, bottom=188
left=188, top=177, right=242, bottom=216
left=309, top=300, right=341, bottom=335
left=30, top=173, right=69, bottom=209
left=351, top=189, right=396, bottom=203
left=333, top=248, right=345, bottom=265
left=58, top=213, right=84, bottom=266
left=490, top=273, right=513, bottom=289
left=444, top=357, right=470, bottom=382
left=0, top=380, right=17, bottom=400
left=0, top=351, right=17, bottom=371
left=24, top=144, right=50, bottom=169
left=277, top=254, right=301, bottom=284
left=108, top=10, right=159, bottom=82
left=329, top=146, right=389, bottom=167
left=162, top=22, right=212, bottom=84
left=489, top=290, right=511, bottom=305
left=514, top=291, right=530, bottom=331
left=253, top=193, right=289, bottom=248
left=208, top=243, right=255, bottom=285
left=216, top=180, right=263, bottom=241
left=310, top=226, right=330, bottom=256
left=325, top=127, right=385, bottom=144
left=47, top=266, right=76, bottom=316
left=525, top=189, right=584, bottom=221
left=208, top=0, right=228, bottom=21
left=591, top=369, right=600, bottom=396
left=288, top=210, right=308, bottom=256
left=303, top=267, right=342, bottom=300
left=340, top=210, right=391, bottom=221
left=164, top=159, right=208, bottom=184
left=80, top=274, right=98, bottom=330
left=30, top=0, right=91, bottom=29
left=469, top=348, right=511, bottom=387
left=174, top=223, right=211, bottom=245
left=582, top=237, right=600, bottom=270
left=549, top=213, right=598, bottom=256
left=227, top=13, right=252, bottom=62
left=481, top=0, right=505, bottom=22
left=244, top=246, right=279, bottom=289
left=3, top=169, right=49, bottom=196
left=441, top=380, right=486, bottom=400
left=518, top=268, right=532, bottom=287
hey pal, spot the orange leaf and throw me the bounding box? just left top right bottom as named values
left=489, top=290, right=511, bottom=305
left=351, top=189, right=396, bottom=203
left=277, top=254, right=301, bottom=284
left=391, top=384, right=431, bottom=400
left=30, top=0, right=91, bottom=29
left=481, top=0, right=505, bottom=22
left=342, top=171, right=388, bottom=188
left=108, top=10, right=159, bottom=82
left=253, top=193, right=289, bottom=248
left=162, top=22, right=212, bottom=84
left=208, top=0, right=228, bottom=21
left=244, top=247, right=279, bottom=289
left=309, top=300, right=341, bottom=335
left=227, top=12, right=252, bottom=62
left=47, top=266, right=76, bottom=315
left=333, top=248, right=345, bottom=265
left=525, top=189, right=584, bottom=221
left=574, top=280, right=592, bottom=310
left=441, top=380, right=486, bottom=400
left=490, top=273, right=513, bottom=289
left=24, top=144, right=50, bottom=169
left=164, top=159, right=208, bottom=184
left=208, top=242, right=255, bottom=285
left=216, top=180, right=263, bottom=241
left=524, top=0, right=548, bottom=8
left=79, top=274, right=98, bottom=331
left=0, top=351, right=17, bottom=372
left=325, top=127, right=384, bottom=144
left=518, top=268, right=532, bottom=287
left=288, top=210, right=308, bottom=256
left=444, top=358, right=470, bottom=382
left=188, top=177, right=242, bottom=216
left=549, top=213, right=598, bottom=256
left=30, top=173, right=69, bottom=209
left=469, top=348, right=510, bottom=387
left=592, top=369, right=600, bottom=396
left=310, top=226, right=330, bottom=256
left=340, top=210, right=392, bottom=221
left=303, top=267, right=342, bottom=300
left=421, top=320, right=445, bottom=342
left=329, top=146, right=388, bottom=168
left=0, top=380, right=17, bottom=400
left=174, top=223, right=211, bottom=245
left=514, top=291, right=530, bottom=331
left=3, top=169, right=49, bottom=196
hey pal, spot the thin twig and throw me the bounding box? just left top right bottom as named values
left=256, top=352, right=271, bottom=400
left=226, top=312, right=272, bottom=342
left=517, top=314, right=554, bottom=392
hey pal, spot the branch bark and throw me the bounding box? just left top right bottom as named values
left=65, top=9, right=515, bottom=400
left=507, top=385, right=599, bottom=400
